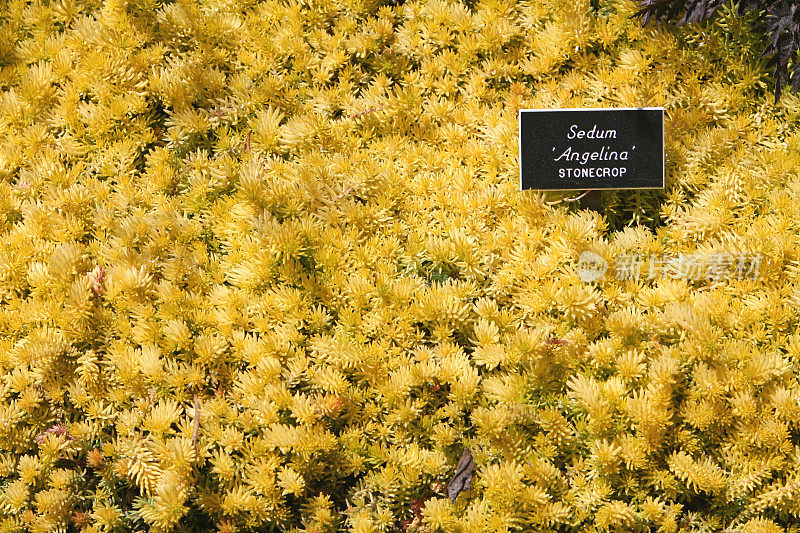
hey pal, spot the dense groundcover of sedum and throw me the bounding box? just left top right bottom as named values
left=4, top=0, right=800, bottom=531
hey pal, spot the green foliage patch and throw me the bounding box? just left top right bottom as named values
left=634, top=0, right=800, bottom=101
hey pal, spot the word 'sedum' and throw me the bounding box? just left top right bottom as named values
left=578, top=251, right=761, bottom=282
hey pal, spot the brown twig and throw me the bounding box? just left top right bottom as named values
left=337, top=186, right=354, bottom=199
left=192, top=394, right=201, bottom=449
left=89, top=266, right=106, bottom=297
left=35, top=423, right=76, bottom=444
left=337, top=104, right=388, bottom=122
left=545, top=335, right=568, bottom=346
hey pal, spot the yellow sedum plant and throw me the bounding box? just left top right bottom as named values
left=2, top=0, right=800, bottom=531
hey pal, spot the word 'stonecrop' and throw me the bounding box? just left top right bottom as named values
left=578, top=251, right=762, bottom=282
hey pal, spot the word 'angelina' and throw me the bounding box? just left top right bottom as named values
left=554, top=145, right=630, bottom=165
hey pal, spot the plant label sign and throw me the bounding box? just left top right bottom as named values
left=519, top=108, right=664, bottom=190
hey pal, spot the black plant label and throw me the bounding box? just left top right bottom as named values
left=519, top=108, right=664, bottom=191
left=447, top=446, right=475, bottom=502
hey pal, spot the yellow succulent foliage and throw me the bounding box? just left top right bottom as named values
left=2, top=0, right=800, bottom=531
